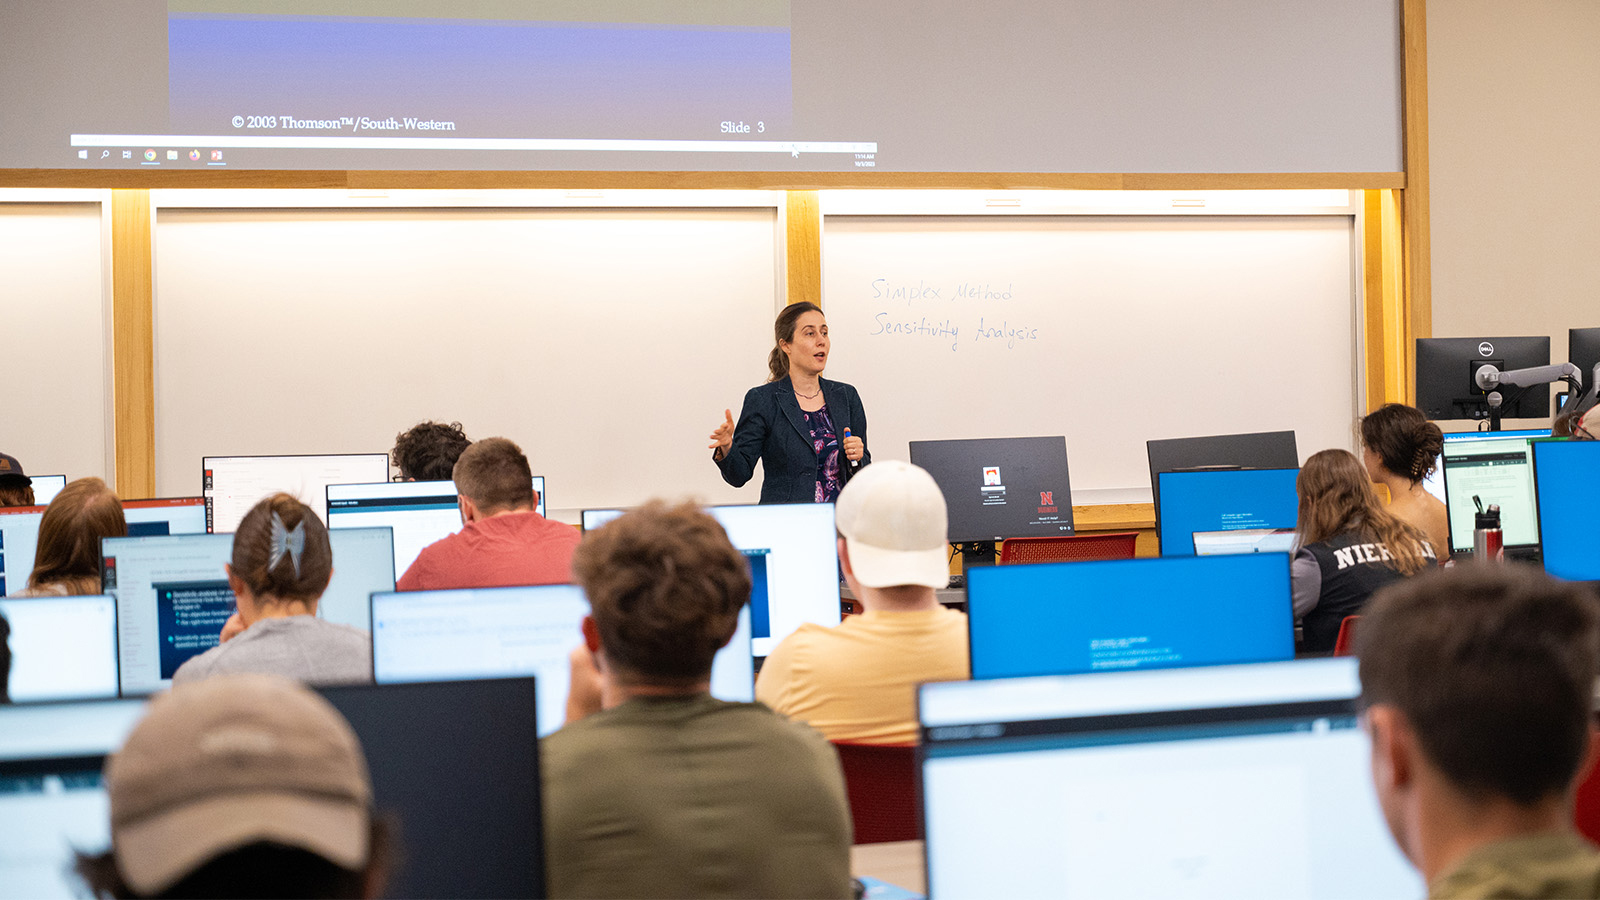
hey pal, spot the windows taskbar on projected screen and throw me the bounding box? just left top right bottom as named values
left=65, top=134, right=882, bottom=173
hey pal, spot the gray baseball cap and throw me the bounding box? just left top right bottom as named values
left=105, top=674, right=373, bottom=894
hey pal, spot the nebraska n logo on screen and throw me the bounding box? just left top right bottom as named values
left=1040, top=491, right=1053, bottom=506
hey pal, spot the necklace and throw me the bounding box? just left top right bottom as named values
left=794, top=385, right=822, bottom=400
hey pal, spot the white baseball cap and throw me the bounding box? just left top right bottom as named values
left=836, top=460, right=950, bottom=589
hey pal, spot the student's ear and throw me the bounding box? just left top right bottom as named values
left=581, top=615, right=602, bottom=655
left=224, top=564, right=245, bottom=595
left=1367, top=704, right=1415, bottom=793
left=1574, top=723, right=1600, bottom=793
left=458, top=495, right=478, bottom=525
left=837, top=537, right=853, bottom=578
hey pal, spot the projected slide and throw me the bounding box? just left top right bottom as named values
left=168, top=1, right=793, bottom=140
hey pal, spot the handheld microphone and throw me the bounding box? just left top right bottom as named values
left=843, top=428, right=862, bottom=472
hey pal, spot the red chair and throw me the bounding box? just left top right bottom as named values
left=1576, top=722, right=1600, bottom=844
left=1333, top=615, right=1361, bottom=657
left=833, top=741, right=919, bottom=844
left=999, top=532, right=1140, bottom=565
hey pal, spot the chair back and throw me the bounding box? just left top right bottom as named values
left=1577, top=721, right=1600, bottom=844
left=999, top=532, right=1140, bottom=565
left=833, top=741, right=920, bottom=844
left=1333, top=615, right=1361, bottom=657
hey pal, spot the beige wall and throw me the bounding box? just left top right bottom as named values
left=1429, top=1, right=1600, bottom=366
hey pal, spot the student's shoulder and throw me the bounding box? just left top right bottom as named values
left=170, top=644, right=226, bottom=684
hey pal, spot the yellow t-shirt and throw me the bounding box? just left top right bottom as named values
left=755, top=606, right=970, bottom=745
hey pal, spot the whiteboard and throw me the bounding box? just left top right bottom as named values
left=0, top=201, right=108, bottom=484
left=152, top=206, right=781, bottom=517
left=820, top=215, right=1359, bottom=496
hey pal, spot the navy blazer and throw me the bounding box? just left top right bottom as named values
left=715, top=375, right=871, bottom=504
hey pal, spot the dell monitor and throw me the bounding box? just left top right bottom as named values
left=1534, top=439, right=1600, bottom=582
left=1155, top=468, right=1300, bottom=557
left=0, top=595, right=119, bottom=702
left=326, top=476, right=546, bottom=576
left=1146, top=430, right=1298, bottom=516
left=202, top=453, right=389, bottom=533
left=578, top=502, right=840, bottom=656
left=0, top=698, right=147, bottom=898
left=909, top=436, right=1074, bottom=566
left=371, top=584, right=754, bottom=736
left=103, top=527, right=395, bottom=694
left=318, top=678, right=544, bottom=899
left=964, top=553, right=1294, bottom=679
left=30, top=474, right=67, bottom=506
left=1415, top=336, right=1551, bottom=424
left=1438, top=430, right=1546, bottom=556
left=917, top=658, right=1421, bottom=899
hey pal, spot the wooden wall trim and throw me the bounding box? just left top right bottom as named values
left=1362, top=189, right=1410, bottom=410
left=1402, top=0, right=1432, bottom=399
left=785, top=191, right=821, bottom=306
left=0, top=169, right=1408, bottom=192
left=110, top=189, right=156, bottom=499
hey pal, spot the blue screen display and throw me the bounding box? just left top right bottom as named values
left=1157, top=468, right=1301, bottom=557
left=966, top=553, right=1295, bottom=679
left=1534, top=440, right=1600, bottom=582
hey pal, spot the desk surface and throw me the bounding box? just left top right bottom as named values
left=852, top=840, right=926, bottom=897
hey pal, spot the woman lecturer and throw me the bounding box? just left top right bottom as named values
left=710, top=302, right=870, bottom=503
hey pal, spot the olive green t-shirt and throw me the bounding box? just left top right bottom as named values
left=541, top=693, right=853, bottom=900
left=1431, top=832, right=1600, bottom=899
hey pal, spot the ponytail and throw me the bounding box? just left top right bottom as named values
left=767, top=302, right=823, bottom=383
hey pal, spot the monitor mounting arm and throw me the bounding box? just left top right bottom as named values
left=1473, top=362, right=1584, bottom=432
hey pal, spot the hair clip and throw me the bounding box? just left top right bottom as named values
left=268, top=511, right=307, bottom=578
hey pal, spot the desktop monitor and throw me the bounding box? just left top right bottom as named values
left=1415, top=336, right=1551, bottom=422
left=1145, top=430, right=1298, bottom=516
left=30, top=474, right=67, bottom=506
left=326, top=476, right=546, bottom=576
left=103, top=527, right=395, bottom=694
left=578, top=502, right=839, bottom=656
left=1533, top=439, right=1600, bottom=582
left=1155, top=468, right=1300, bottom=557
left=908, top=436, right=1074, bottom=543
left=0, top=499, right=209, bottom=597
left=0, top=505, right=46, bottom=597
left=371, top=584, right=755, bottom=736
left=0, top=698, right=147, bottom=899
left=0, top=595, right=119, bottom=702
left=202, top=453, right=389, bottom=534
left=965, top=554, right=1294, bottom=680
left=122, top=497, right=208, bottom=537
left=1571, top=327, right=1600, bottom=400
left=917, top=658, right=1421, bottom=899
left=318, top=678, right=544, bottom=899
left=1439, top=430, right=1547, bottom=555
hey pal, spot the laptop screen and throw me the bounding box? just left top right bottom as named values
left=965, top=553, right=1294, bottom=679
left=579, top=502, right=839, bottom=657
left=1533, top=439, right=1600, bottom=582
left=202, top=453, right=389, bottom=534
left=1439, top=430, right=1547, bottom=553
left=326, top=476, right=546, bottom=576
left=918, top=659, right=1421, bottom=899
left=371, top=584, right=755, bottom=736
left=1155, top=468, right=1300, bottom=557
left=0, top=595, right=119, bottom=702
left=122, top=497, right=208, bottom=538
left=0, top=699, right=147, bottom=898
left=104, top=528, right=394, bottom=694
left=29, top=475, right=68, bottom=506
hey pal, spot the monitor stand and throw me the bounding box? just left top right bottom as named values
left=954, top=541, right=997, bottom=572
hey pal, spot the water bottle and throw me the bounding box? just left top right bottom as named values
left=1473, top=498, right=1503, bottom=562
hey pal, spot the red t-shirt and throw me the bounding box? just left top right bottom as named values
left=396, top=510, right=582, bottom=592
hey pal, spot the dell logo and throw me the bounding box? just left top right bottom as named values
left=1479, top=341, right=1495, bottom=357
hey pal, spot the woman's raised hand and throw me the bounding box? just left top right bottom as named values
left=708, top=408, right=734, bottom=459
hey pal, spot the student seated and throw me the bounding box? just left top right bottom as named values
left=546, top=502, right=851, bottom=899
left=14, top=477, right=127, bottom=597
left=1293, top=449, right=1435, bottom=653
left=76, top=673, right=391, bottom=899
left=391, top=420, right=471, bottom=482
left=757, top=460, right=968, bottom=744
left=1359, top=566, right=1600, bottom=899
left=0, top=452, right=33, bottom=507
left=1360, top=402, right=1449, bottom=556
left=172, top=494, right=371, bottom=686
left=396, top=437, right=578, bottom=591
